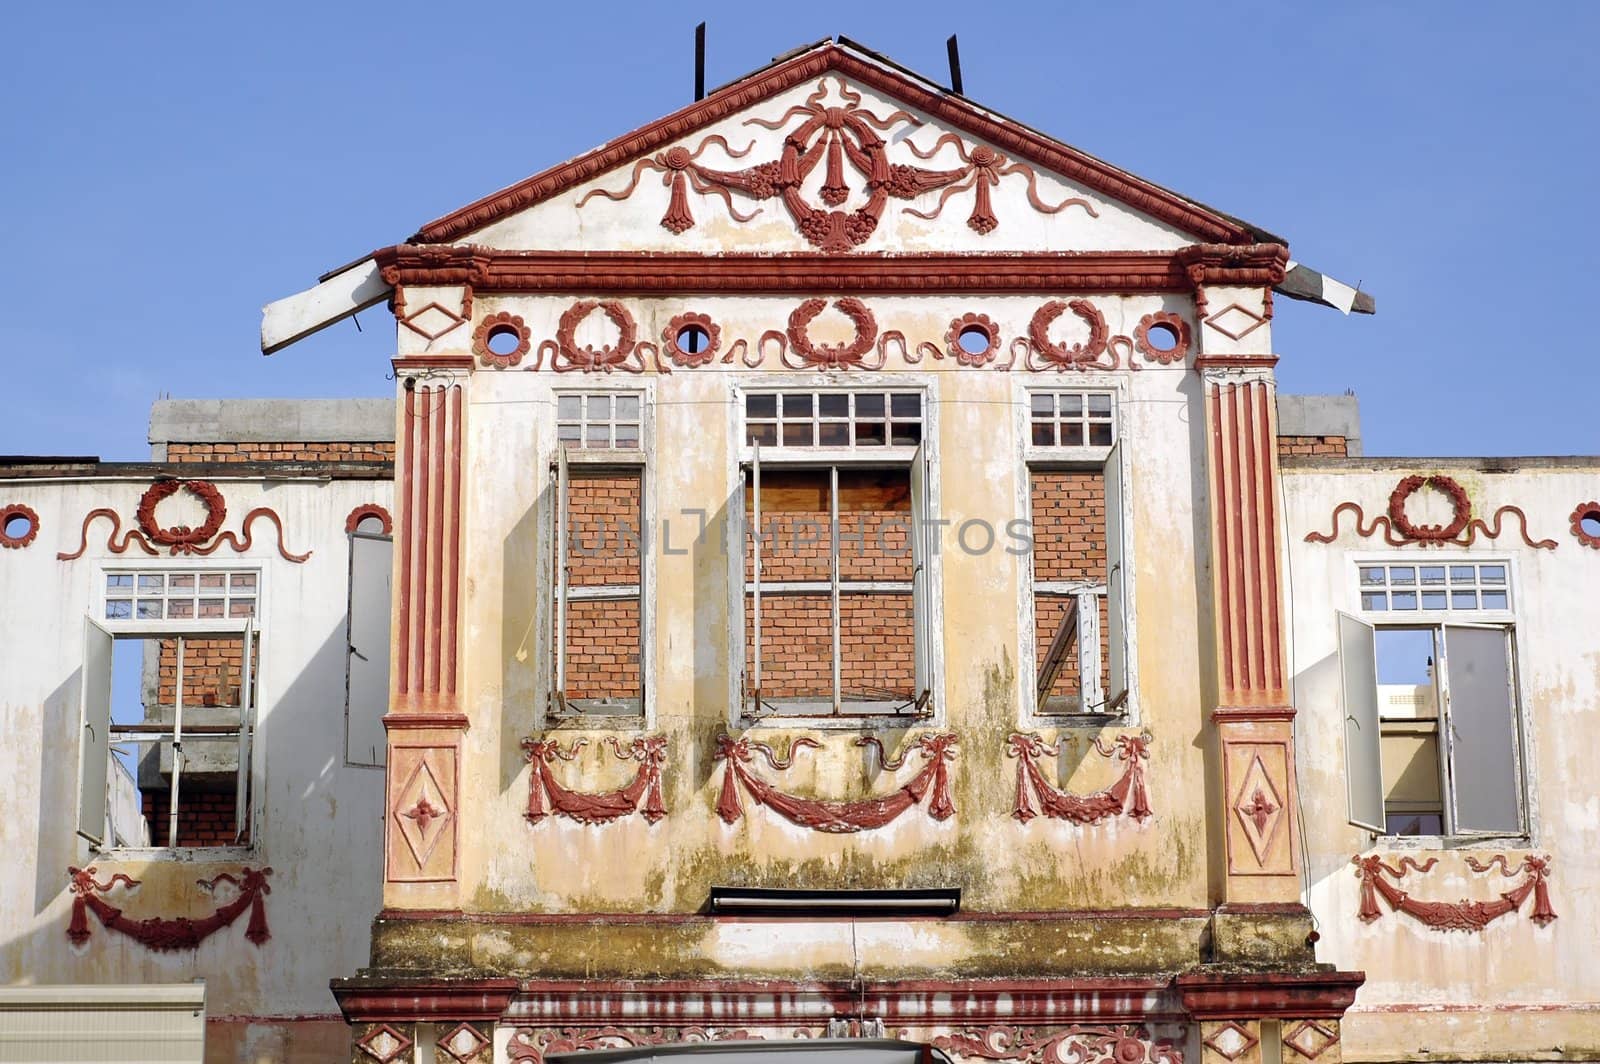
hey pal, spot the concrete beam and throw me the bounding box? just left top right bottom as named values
left=260, top=258, right=390, bottom=355
left=150, top=399, right=395, bottom=446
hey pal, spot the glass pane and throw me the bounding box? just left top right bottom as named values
left=1452, top=591, right=1478, bottom=609
left=1482, top=590, right=1508, bottom=610
left=890, top=421, right=922, bottom=446
left=1089, top=423, right=1113, bottom=447
left=1391, top=591, right=1417, bottom=610
left=818, top=422, right=849, bottom=446
left=1058, top=423, right=1084, bottom=447
left=1443, top=627, right=1521, bottom=833
left=1058, top=394, right=1083, bottom=417
left=105, top=600, right=132, bottom=619
left=557, top=424, right=581, bottom=445
left=1422, top=591, right=1448, bottom=610
left=167, top=599, right=194, bottom=619
left=1032, top=423, right=1056, bottom=447
left=1389, top=567, right=1415, bottom=585
left=818, top=393, right=849, bottom=417
left=1450, top=566, right=1476, bottom=584
left=229, top=599, right=256, bottom=618
left=614, top=424, right=640, bottom=449
left=136, top=600, right=163, bottom=619
left=230, top=573, right=256, bottom=590
left=1480, top=565, right=1506, bottom=584
left=1359, top=567, right=1386, bottom=586
left=557, top=395, right=581, bottom=419
left=854, top=393, right=883, bottom=417
left=747, top=423, right=777, bottom=446
left=785, top=393, right=813, bottom=418
left=891, top=393, right=921, bottom=418
left=586, top=425, right=610, bottom=448
left=1384, top=812, right=1442, bottom=836
left=1420, top=566, right=1446, bottom=586
left=1030, top=394, right=1054, bottom=416
left=138, top=574, right=164, bottom=592
left=587, top=395, right=611, bottom=418
left=106, top=574, right=134, bottom=591
left=200, top=573, right=226, bottom=590
left=746, top=394, right=776, bottom=418
left=199, top=599, right=224, bottom=618
left=170, top=573, right=194, bottom=591
left=615, top=395, right=640, bottom=419
left=855, top=421, right=886, bottom=446
left=1361, top=592, right=1386, bottom=611
left=782, top=423, right=814, bottom=447
left=1087, top=393, right=1112, bottom=415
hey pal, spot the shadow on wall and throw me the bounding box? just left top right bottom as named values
left=502, top=491, right=544, bottom=793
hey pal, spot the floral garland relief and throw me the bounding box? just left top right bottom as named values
left=66, top=866, right=273, bottom=951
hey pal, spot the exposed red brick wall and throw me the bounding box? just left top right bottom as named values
left=1276, top=434, right=1349, bottom=458
left=142, top=782, right=246, bottom=847
left=558, top=472, right=642, bottom=703
left=742, top=468, right=915, bottom=707
left=1030, top=470, right=1110, bottom=709
left=157, top=635, right=256, bottom=708
left=163, top=441, right=394, bottom=463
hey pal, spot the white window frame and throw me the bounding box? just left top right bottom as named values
left=731, top=376, right=945, bottom=728
left=545, top=383, right=654, bottom=725
left=1016, top=381, right=1138, bottom=725
left=81, top=563, right=263, bottom=855
left=1341, top=553, right=1532, bottom=841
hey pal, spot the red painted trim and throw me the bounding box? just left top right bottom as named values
left=345, top=504, right=394, bottom=535
left=415, top=388, right=432, bottom=694
left=331, top=979, right=520, bottom=1023
left=397, top=388, right=415, bottom=696
left=1195, top=354, right=1280, bottom=370
left=1209, top=385, right=1233, bottom=695
left=393, top=355, right=475, bottom=370
left=1211, top=706, right=1296, bottom=723
left=1351, top=1002, right=1600, bottom=1014
left=1213, top=902, right=1311, bottom=916
left=1237, top=383, right=1262, bottom=692
left=429, top=389, right=446, bottom=694
left=1175, top=971, right=1365, bottom=1020
left=384, top=713, right=471, bottom=730
left=1255, top=383, right=1284, bottom=693
left=0, top=502, right=39, bottom=548
left=446, top=385, right=462, bottom=696
left=371, top=246, right=1285, bottom=296
left=412, top=44, right=1261, bottom=246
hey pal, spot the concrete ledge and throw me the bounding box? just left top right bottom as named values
left=150, top=399, right=395, bottom=445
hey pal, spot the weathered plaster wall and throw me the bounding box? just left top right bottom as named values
left=1283, top=459, right=1600, bottom=1060
left=0, top=472, right=391, bottom=1023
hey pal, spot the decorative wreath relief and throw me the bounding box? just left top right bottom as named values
left=1387, top=474, right=1471, bottom=544
left=1570, top=502, right=1600, bottom=549
left=472, top=311, right=532, bottom=368
left=784, top=297, right=880, bottom=370
left=0, top=502, right=39, bottom=549
left=554, top=300, right=642, bottom=373
left=1028, top=299, right=1109, bottom=371
left=662, top=312, right=721, bottom=368
left=1133, top=311, right=1191, bottom=365
left=137, top=480, right=227, bottom=552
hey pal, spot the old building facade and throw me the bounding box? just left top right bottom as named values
left=4, top=36, right=1596, bottom=1064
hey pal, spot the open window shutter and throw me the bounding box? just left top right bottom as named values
left=235, top=618, right=255, bottom=843
left=553, top=445, right=570, bottom=713
left=77, top=617, right=114, bottom=846
left=1442, top=625, right=1523, bottom=834
left=346, top=532, right=392, bottom=767
left=1338, top=610, right=1384, bottom=831
left=1103, top=440, right=1128, bottom=709
left=910, top=442, right=931, bottom=709
left=750, top=443, right=763, bottom=714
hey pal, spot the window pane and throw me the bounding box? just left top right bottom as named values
left=1452, top=591, right=1477, bottom=609
left=1087, top=393, right=1112, bottom=415
left=1059, top=423, right=1084, bottom=446
left=1391, top=591, right=1417, bottom=610
left=1450, top=566, right=1476, bottom=584
left=558, top=395, right=581, bottom=419
left=586, top=425, right=611, bottom=448
left=890, top=421, right=922, bottom=446
left=199, top=599, right=224, bottom=619
left=557, top=424, right=581, bottom=445
left=107, top=574, right=134, bottom=591
left=200, top=574, right=226, bottom=590
left=891, top=393, right=921, bottom=418
left=782, top=423, right=814, bottom=447
left=1031, top=394, right=1054, bottom=416
left=1420, top=566, right=1446, bottom=586
left=1481, top=565, right=1506, bottom=584
left=106, top=600, right=132, bottom=620
left=818, top=422, right=849, bottom=446
left=586, top=395, right=611, bottom=419
left=818, top=393, right=849, bottom=417
left=230, top=573, right=256, bottom=591
left=138, top=574, right=164, bottom=593
left=1482, top=590, right=1508, bottom=610
left=746, top=394, right=776, bottom=418
left=1389, top=567, right=1415, bottom=585
left=1088, top=423, right=1113, bottom=447
left=167, top=599, right=194, bottom=619
left=1361, top=592, right=1386, bottom=611
left=854, top=393, right=883, bottom=417
left=615, top=395, right=640, bottom=420
left=614, top=424, right=640, bottom=449
left=785, top=393, right=813, bottom=418
left=170, top=573, right=195, bottom=591
left=1359, top=567, right=1386, bottom=586
left=747, top=423, right=777, bottom=446
left=1422, top=591, right=1448, bottom=610
left=229, top=599, right=255, bottom=618
left=1058, top=394, right=1083, bottom=417
left=1443, top=626, right=1521, bottom=833
left=855, top=421, right=886, bottom=446
left=136, top=600, right=163, bottom=619
left=1032, top=423, right=1056, bottom=447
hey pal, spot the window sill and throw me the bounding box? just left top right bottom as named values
left=739, top=713, right=934, bottom=731
left=544, top=714, right=648, bottom=731
left=1365, top=833, right=1532, bottom=852
left=90, top=845, right=257, bottom=862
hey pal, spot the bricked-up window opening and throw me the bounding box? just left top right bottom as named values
left=558, top=392, right=642, bottom=450
left=552, top=443, right=645, bottom=717
left=78, top=617, right=257, bottom=850
left=744, top=439, right=934, bottom=719
left=1339, top=602, right=1527, bottom=838
left=1027, top=417, right=1129, bottom=717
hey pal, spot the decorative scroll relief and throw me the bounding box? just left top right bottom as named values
left=1007, top=733, right=1153, bottom=825
left=1304, top=473, right=1558, bottom=550
left=66, top=866, right=272, bottom=951
left=715, top=732, right=957, bottom=833
left=57, top=479, right=312, bottom=563
left=934, top=1024, right=1183, bottom=1064
left=1351, top=853, right=1557, bottom=932
left=575, top=77, right=1097, bottom=250
left=484, top=299, right=1190, bottom=375
left=509, top=1027, right=791, bottom=1063
left=522, top=736, right=667, bottom=825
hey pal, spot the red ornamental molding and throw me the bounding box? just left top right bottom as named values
left=1007, top=733, right=1153, bottom=825
left=785, top=297, right=879, bottom=369
left=437, top=1021, right=494, bottom=1063
left=66, top=866, right=272, bottom=951
left=415, top=45, right=1257, bottom=245
left=346, top=503, right=395, bottom=535
left=553, top=300, right=643, bottom=374
left=522, top=735, right=668, bottom=825
left=508, top=1026, right=777, bottom=1064
left=1351, top=853, right=1557, bottom=932
left=715, top=732, right=957, bottom=833
left=1569, top=501, right=1600, bottom=549
left=933, top=1024, right=1181, bottom=1064
left=137, top=479, right=226, bottom=551
left=924, top=312, right=1002, bottom=367
left=1028, top=300, right=1107, bottom=371
left=900, top=135, right=1097, bottom=233
left=473, top=310, right=533, bottom=368
left=662, top=312, right=722, bottom=368
left=1133, top=312, right=1191, bottom=365
left=1304, top=473, right=1558, bottom=550
left=59, top=491, right=311, bottom=563
left=0, top=502, right=39, bottom=548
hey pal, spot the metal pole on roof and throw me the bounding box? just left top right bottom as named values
left=695, top=23, right=707, bottom=101
left=946, top=35, right=963, bottom=95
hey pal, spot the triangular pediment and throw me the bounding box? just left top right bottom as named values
left=414, top=41, right=1272, bottom=257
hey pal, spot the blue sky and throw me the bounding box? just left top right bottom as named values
left=5, top=2, right=1596, bottom=458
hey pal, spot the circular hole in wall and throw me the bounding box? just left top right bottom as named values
left=485, top=324, right=523, bottom=358
left=355, top=515, right=387, bottom=535
left=956, top=325, right=992, bottom=356
left=3, top=513, right=33, bottom=541
left=1582, top=511, right=1600, bottom=539
left=1144, top=322, right=1180, bottom=353
left=675, top=323, right=711, bottom=355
